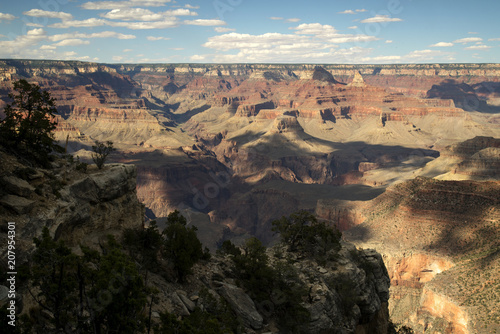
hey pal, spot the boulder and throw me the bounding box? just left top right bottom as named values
left=1, top=176, right=35, bottom=197
left=217, top=283, right=263, bottom=329
left=176, top=290, right=196, bottom=312
left=0, top=195, right=35, bottom=214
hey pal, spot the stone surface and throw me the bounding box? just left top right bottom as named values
left=0, top=195, right=35, bottom=214
left=1, top=176, right=35, bottom=197
left=217, top=283, right=263, bottom=330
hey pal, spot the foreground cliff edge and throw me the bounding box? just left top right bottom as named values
left=0, top=149, right=395, bottom=333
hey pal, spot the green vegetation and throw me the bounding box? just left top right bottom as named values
left=0, top=79, right=60, bottom=165
left=162, top=210, right=210, bottom=282
left=91, top=140, right=115, bottom=169
left=219, top=237, right=310, bottom=333
left=272, top=210, right=342, bottom=264
left=20, top=228, right=150, bottom=333
left=154, top=287, right=239, bottom=334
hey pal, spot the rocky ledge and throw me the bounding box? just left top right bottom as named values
left=0, top=151, right=144, bottom=253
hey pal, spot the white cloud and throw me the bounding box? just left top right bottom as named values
left=49, top=18, right=108, bottom=28
left=215, top=27, right=236, bottom=33
left=0, top=28, right=47, bottom=57
left=270, top=17, right=283, bottom=20
left=453, top=37, right=482, bottom=44
left=189, top=55, right=206, bottom=61
left=50, top=31, right=136, bottom=41
left=286, top=18, right=301, bottom=23
left=123, top=48, right=133, bottom=52
left=112, top=55, right=124, bottom=61
left=292, top=23, right=377, bottom=44
left=53, top=39, right=91, bottom=47
left=362, top=55, right=402, bottom=63
left=338, top=9, right=366, bottom=15
left=293, top=23, right=338, bottom=35
left=40, top=45, right=57, bottom=50
left=468, top=32, right=478, bottom=34
left=430, top=42, right=454, bottom=47
left=0, top=13, right=17, bottom=22
left=50, top=17, right=180, bottom=29
left=26, top=23, right=44, bottom=27
left=348, top=26, right=358, bottom=30
left=112, top=19, right=179, bottom=29
left=146, top=36, right=170, bottom=40
left=184, top=19, right=226, bottom=26
left=465, top=45, right=491, bottom=50
left=170, top=47, right=183, bottom=50
left=101, top=8, right=196, bottom=21
left=184, top=4, right=199, bottom=9
left=81, top=0, right=172, bottom=10
left=23, top=9, right=73, bottom=21
left=202, top=26, right=376, bottom=63
left=385, top=40, right=393, bottom=44
left=361, top=15, right=403, bottom=23
left=488, top=38, right=500, bottom=41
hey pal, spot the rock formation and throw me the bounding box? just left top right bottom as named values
left=0, top=150, right=144, bottom=250
left=349, top=71, right=367, bottom=88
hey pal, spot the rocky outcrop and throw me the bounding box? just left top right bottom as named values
left=150, top=241, right=390, bottom=334
left=0, top=152, right=144, bottom=250
left=344, top=176, right=500, bottom=333
left=349, top=71, right=367, bottom=88
left=216, top=282, right=263, bottom=329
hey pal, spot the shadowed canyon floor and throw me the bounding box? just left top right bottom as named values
left=1, top=60, right=499, bottom=333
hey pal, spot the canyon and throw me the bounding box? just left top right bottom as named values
left=0, top=59, right=499, bottom=333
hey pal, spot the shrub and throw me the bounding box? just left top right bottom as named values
left=272, top=210, right=342, bottom=262
left=91, top=140, right=114, bottom=169
left=162, top=210, right=207, bottom=282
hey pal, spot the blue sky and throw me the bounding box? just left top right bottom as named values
left=0, top=0, right=499, bottom=64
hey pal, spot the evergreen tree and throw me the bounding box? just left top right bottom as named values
left=0, top=79, right=59, bottom=164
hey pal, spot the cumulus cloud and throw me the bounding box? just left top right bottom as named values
left=202, top=24, right=378, bottom=63
left=82, top=0, right=172, bottom=10
left=50, top=31, right=136, bottom=41
left=489, top=38, right=500, bottom=41
left=385, top=40, right=393, bottom=44
left=292, top=23, right=378, bottom=44
left=49, top=18, right=109, bottom=28
left=40, top=45, right=57, bottom=50
left=215, top=27, right=236, bottom=33
left=50, top=17, right=180, bottom=29
left=23, top=9, right=73, bottom=21
left=0, top=13, right=17, bottom=22
left=146, top=36, right=170, bottom=40
left=465, top=45, right=491, bottom=50
left=0, top=28, right=47, bottom=57
left=184, top=19, right=226, bottom=26
left=100, top=8, right=196, bottom=21
left=339, top=9, right=366, bottom=14
left=362, top=55, right=402, bottom=63
left=53, top=39, right=90, bottom=47
left=361, top=15, right=403, bottom=23
left=430, top=42, right=454, bottom=47
left=453, top=37, right=482, bottom=44
left=286, top=18, right=301, bottom=23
